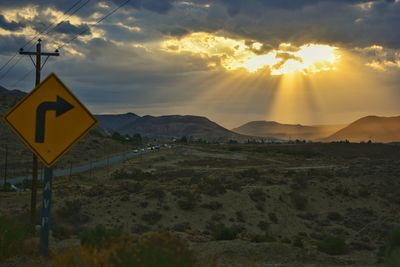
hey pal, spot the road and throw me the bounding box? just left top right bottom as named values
left=7, top=148, right=162, bottom=185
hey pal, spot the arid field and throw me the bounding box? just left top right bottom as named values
left=1, top=142, right=400, bottom=266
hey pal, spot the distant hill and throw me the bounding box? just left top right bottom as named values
left=97, top=113, right=243, bottom=140
left=232, top=121, right=345, bottom=141
left=96, top=113, right=140, bottom=133
left=324, top=115, right=400, bottom=143
left=0, top=85, right=26, bottom=113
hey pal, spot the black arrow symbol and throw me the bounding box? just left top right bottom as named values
left=35, top=96, right=74, bottom=143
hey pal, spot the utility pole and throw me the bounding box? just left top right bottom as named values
left=19, top=39, right=59, bottom=225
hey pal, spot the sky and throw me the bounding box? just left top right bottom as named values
left=0, top=0, right=399, bottom=129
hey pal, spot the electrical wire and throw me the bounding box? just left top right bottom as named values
left=57, top=0, right=132, bottom=50
left=3, top=0, right=132, bottom=87
left=0, top=0, right=90, bottom=81
left=10, top=69, right=34, bottom=88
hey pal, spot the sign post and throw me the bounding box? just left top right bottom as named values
left=4, top=73, right=97, bottom=257
left=39, top=167, right=53, bottom=257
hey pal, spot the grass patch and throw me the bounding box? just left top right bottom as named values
left=318, top=236, right=348, bottom=255
left=210, top=224, right=242, bottom=241
left=112, top=168, right=154, bottom=181
left=79, top=225, right=123, bottom=249
left=111, top=231, right=197, bottom=267
left=0, top=216, right=31, bottom=262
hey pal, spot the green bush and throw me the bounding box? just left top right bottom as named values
left=211, top=224, right=241, bottom=241
left=268, top=212, right=278, bottom=223
left=250, top=233, right=276, bottom=243
left=111, top=231, right=197, bottom=267
left=0, top=183, right=16, bottom=192
left=79, top=225, right=123, bottom=249
left=123, top=182, right=143, bottom=194
left=318, top=236, right=348, bottom=255
left=384, top=228, right=400, bottom=266
left=248, top=188, right=266, bottom=203
left=146, top=186, right=165, bottom=200
left=198, top=177, right=226, bottom=196
left=327, top=211, right=343, bottom=221
left=176, top=192, right=199, bottom=211
left=0, top=216, right=30, bottom=262
left=235, top=211, right=245, bottom=223
left=112, top=169, right=128, bottom=179
left=293, top=236, right=304, bottom=248
left=385, top=251, right=400, bottom=267
left=386, top=228, right=400, bottom=256
left=56, top=199, right=90, bottom=224
left=291, top=193, right=308, bottom=210
left=113, top=168, right=154, bottom=181
left=257, top=220, right=270, bottom=231
left=201, top=201, right=223, bottom=210
left=141, top=211, right=162, bottom=225
left=52, top=223, right=73, bottom=240
left=238, top=168, right=260, bottom=180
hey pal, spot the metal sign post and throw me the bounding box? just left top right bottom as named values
left=39, top=167, right=53, bottom=257
left=4, top=73, right=97, bottom=258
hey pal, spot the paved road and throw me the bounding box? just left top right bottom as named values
left=7, top=148, right=159, bottom=185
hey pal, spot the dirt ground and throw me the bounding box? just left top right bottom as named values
left=1, top=143, right=400, bottom=266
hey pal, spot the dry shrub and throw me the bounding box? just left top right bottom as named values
left=111, top=231, right=197, bottom=267
left=50, top=245, right=123, bottom=267
left=50, top=231, right=198, bottom=267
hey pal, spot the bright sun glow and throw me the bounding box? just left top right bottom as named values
left=161, top=32, right=340, bottom=75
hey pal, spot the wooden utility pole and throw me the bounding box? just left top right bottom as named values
left=19, top=39, right=59, bottom=225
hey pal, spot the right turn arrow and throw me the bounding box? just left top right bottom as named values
left=35, top=96, right=74, bottom=143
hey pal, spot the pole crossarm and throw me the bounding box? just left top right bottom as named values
left=19, top=51, right=60, bottom=56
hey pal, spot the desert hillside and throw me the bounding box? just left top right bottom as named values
left=325, top=116, right=400, bottom=143
left=98, top=113, right=244, bottom=141
left=232, top=121, right=345, bottom=141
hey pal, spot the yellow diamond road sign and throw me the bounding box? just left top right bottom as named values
left=4, top=73, right=97, bottom=167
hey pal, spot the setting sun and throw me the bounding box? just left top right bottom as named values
left=270, top=44, right=339, bottom=75
left=161, top=32, right=339, bottom=75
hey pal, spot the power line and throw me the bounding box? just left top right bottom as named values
left=0, top=0, right=89, bottom=80
left=10, top=69, right=34, bottom=88
left=0, top=56, right=24, bottom=80
left=0, top=54, right=18, bottom=73
left=57, top=0, right=132, bottom=50
left=40, top=0, right=91, bottom=47
left=23, top=0, right=88, bottom=50
left=1, top=0, right=132, bottom=85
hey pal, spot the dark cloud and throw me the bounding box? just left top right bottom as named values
left=219, top=0, right=393, bottom=14
left=0, top=15, right=25, bottom=31
left=211, top=0, right=400, bottom=49
left=142, top=0, right=174, bottom=14
left=112, top=0, right=174, bottom=14
left=0, top=35, right=29, bottom=54
left=54, top=21, right=91, bottom=36
left=161, top=27, right=190, bottom=37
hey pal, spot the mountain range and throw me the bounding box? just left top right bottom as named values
left=232, top=121, right=346, bottom=141
left=96, top=113, right=243, bottom=141
left=1, top=85, right=399, bottom=142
